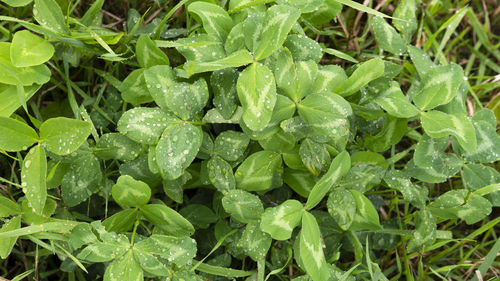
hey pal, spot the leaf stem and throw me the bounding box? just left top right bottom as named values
left=130, top=218, right=140, bottom=246
left=346, top=230, right=363, bottom=264
left=257, top=257, right=265, bottom=281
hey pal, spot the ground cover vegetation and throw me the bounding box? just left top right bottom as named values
left=0, top=0, right=499, bottom=280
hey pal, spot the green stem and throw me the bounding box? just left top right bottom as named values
left=347, top=231, right=363, bottom=264
left=257, top=258, right=265, bottom=281
left=130, top=218, right=140, bottom=246
left=0, top=176, right=22, bottom=188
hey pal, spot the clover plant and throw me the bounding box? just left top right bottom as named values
left=0, top=0, right=499, bottom=280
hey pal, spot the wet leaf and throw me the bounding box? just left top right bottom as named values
left=40, top=117, right=92, bottom=155
left=21, top=144, right=46, bottom=215
left=222, top=189, right=264, bottom=223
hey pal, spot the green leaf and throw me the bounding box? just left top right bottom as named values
left=0, top=116, right=38, bottom=151
left=237, top=62, right=277, bottom=131
left=188, top=1, right=233, bottom=42
left=0, top=84, right=40, bottom=117
left=235, top=151, right=282, bottom=192
left=349, top=189, right=381, bottom=231
left=134, top=234, right=197, bottom=266
left=20, top=197, right=55, bottom=225
left=412, top=64, right=464, bottom=110
left=237, top=221, right=272, bottom=261
left=140, top=204, right=195, bottom=236
left=327, top=188, right=356, bottom=230
left=260, top=199, right=303, bottom=240
left=254, top=5, right=301, bottom=60
left=102, top=209, right=138, bottom=233
left=284, top=34, right=323, bottom=63
left=132, top=250, right=169, bottom=277
left=1, top=0, right=33, bottom=7
left=40, top=117, right=92, bottom=155
left=156, top=123, right=202, bottom=179
left=0, top=215, right=21, bottom=259
left=350, top=151, right=389, bottom=168
left=462, top=164, right=500, bottom=191
left=112, top=175, right=151, bottom=208
left=283, top=0, right=324, bottom=13
left=180, top=204, right=218, bottom=229
left=163, top=172, right=191, bottom=204
left=143, top=65, right=176, bottom=110
left=274, top=49, right=318, bottom=102
left=136, top=34, right=169, bottom=68
left=184, top=49, right=253, bottom=77
left=228, top=0, right=268, bottom=12
left=405, top=157, right=462, bottom=183
left=69, top=223, right=97, bottom=249
left=225, top=22, right=245, bottom=54
left=241, top=10, right=265, bottom=52
left=420, top=111, right=476, bottom=152
left=429, top=189, right=492, bottom=225
left=210, top=68, right=239, bottom=119
left=222, top=189, right=264, bottom=223
left=372, top=81, right=419, bottom=118
left=0, top=43, right=51, bottom=86
left=10, top=30, right=54, bottom=67
left=95, top=133, right=142, bottom=161
left=104, top=251, right=143, bottom=281
left=383, top=170, right=427, bottom=208
left=338, top=165, right=385, bottom=193
left=299, top=138, right=331, bottom=177
left=207, top=156, right=235, bottom=193
left=365, top=116, right=407, bottom=152
left=117, top=107, right=176, bottom=145
left=78, top=240, right=129, bottom=262
left=413, top=134, right=448, bottom=168
left=335, top=58, right=385, bottom=96
left=300, top=212, right=330, bottom=281
left=163, top=35, right=226, bottom=62
left=274, top=48, right=298, bottom=101
left=0, top=221, right=77, bottom=238
left=302, top=0, right=342, bottom=26
left=407, top=45, right=435, bottom=77
left=457, top=117, right=500, bottom=163
left=283, top=168, right=315, bottom=198
left=33, top=0, right=70, bottom=34
left=407, top=209, right=436, bottom=251
left=21, top=144, right=46, bottom=215
left=165, top=79, right=209, bottom=120
left=203, top=107, right=243, bottom=124
left=311, top=65, right=347, bottom=95
left=61, top=150, right=102, bottom=207
left=305, top=151, right=350, bottom=210
left=258, top=129, right=296, bottom=153
left=393, top=0, right=418, bottom=38
left=119, top=69, right=153, bottom=105
left=0, top=195, right=20, bottom=217
left=297, top=92, right=351, bottom=139
left=371, top=17, right=407, bottom=55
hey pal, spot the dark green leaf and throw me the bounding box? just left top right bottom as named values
left=141, top=204, right=195, bottom=236
left=156, top=123, right=202, bottom=179
left=222, top=189, right=264, bottom=223
left=305, top=151, right=350, bottom=210
left=235, top=151, right=282, bottom=192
